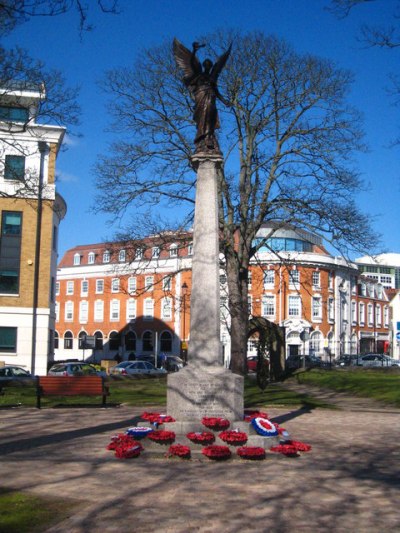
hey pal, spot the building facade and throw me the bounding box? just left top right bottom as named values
left=0, top=85, right=66, bottom=374
left=55, top=225, right=392, bottom=368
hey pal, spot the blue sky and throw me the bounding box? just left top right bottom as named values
left=3, top=0, right=399, bottom=258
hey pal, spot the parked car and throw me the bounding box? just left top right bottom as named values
left=109, top=361, right=167, bottom=376
left=356, top=354, right=400, bottom=368
left=48, top=362, right=102, bottom=376
left=164, top=356, right=184, bottom=372
left=335, top=354, right=361, bottom=367
left=247, top=356, right=269, bottom=373
left=286, top=355, right=322, bottom=370
left=0, top=365, right=33, bottom=383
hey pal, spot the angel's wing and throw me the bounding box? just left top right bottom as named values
left=173, top=38, right=202, bottom=85
left=210, top=43, right=232, bottom=82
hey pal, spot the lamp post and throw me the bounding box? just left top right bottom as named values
left=181, top=282, right=188, bottom=363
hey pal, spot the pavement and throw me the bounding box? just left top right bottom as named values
left=1, top=383, right=400, bottom=533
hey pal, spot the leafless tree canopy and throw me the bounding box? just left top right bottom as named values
left=95, top=30, right=378, bottom=374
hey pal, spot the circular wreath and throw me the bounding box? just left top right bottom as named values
left=147, top=430, right=176, bottom=444
left=285, top=440, right=312, bottom=452
left=167, top=444, right=191, bottom=459
left=186, top=431, right=215, bottom=444
left=201, top=417, right=230, bottom=431
left=270, top=444, right=299, bottom=456
left=237, top=446, right=266, bottom=460
left=218, top=430, right=248, bottom=445
left=243, top=410, right=269, bottom=422
left=202, top=445, right=231, bottom=460
left=115, top=442, right=143, bottom=459
left=125, top=426, right=154, bottom=439
left=140, top=411, right=160, bottom=422
left=140, top=412, right=175, bottom=425
left=251, top=417, right=279, bottom=437
left=106, top=434, right=137, bottom=450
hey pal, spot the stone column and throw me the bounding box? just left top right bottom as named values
left=167, top=153, right=243, bottom=422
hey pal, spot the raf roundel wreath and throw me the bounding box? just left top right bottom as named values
left=251, top=417, right=279, bottom=437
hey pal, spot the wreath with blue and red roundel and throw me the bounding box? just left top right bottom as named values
left=251, top=417, right=279, bottom=437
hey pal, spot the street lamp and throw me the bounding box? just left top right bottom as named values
left=181, top=282, right=188, bottom=363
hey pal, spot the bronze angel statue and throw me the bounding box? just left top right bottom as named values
left=173, top=38, right=232, bottom=154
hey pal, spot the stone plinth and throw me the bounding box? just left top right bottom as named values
left=167, top=365, right=243, bottom=421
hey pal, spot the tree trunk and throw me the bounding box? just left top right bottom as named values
left=225, top=252, right=249, bottom=375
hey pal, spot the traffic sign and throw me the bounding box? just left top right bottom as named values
left=396, top=332, right=400, bottom=341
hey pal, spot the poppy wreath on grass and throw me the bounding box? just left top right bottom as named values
left=202, top=445, right=232, bottom=460
left=186, top=431, right=215, bottom=444
left=243, top=410, right=269, bottom=422
left=284, top=440, right=312, bottom=452
left=114, top=442, right=143, bottom=459
left=237, top=446, right=266, bottom=460
left=201, top=417, right=230, bottom=431
left=147, top=430, right=176, bottom=444
left=269, top=444, right=299, bottom=457
left=251, top=417, right=279, bottom=437
left=106, top=434, right=137, bottom=450
left=218, top=430, right=248, bottom=445
left=166, top=444, right=191, bottom=459
left=125, top=426, right=154, bottom=439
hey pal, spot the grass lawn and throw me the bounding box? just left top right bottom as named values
left=0, top=488, right=80, bottom=533
left=290, top=367, right=400, bottom=407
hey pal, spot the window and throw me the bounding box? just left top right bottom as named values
left=96, top=279, right=104, bottom=294
left=380, top=275, right=392, bottom=286
left=264, top=270, right=275, bottom=288
left=359, top=302, right=365, bottom=325
left=55, top=302, right=59, bottom=322
left=79, top=300, right=88, bottom=323
left=4, top=155, right=25, bottom=181
left=94, top=331, right=103, bottom=350
left=351, top=301, right=357, bottom=324
left=0, top=106, right=29, bottom=122
left=169, top=244, right=178, bottom=257
left=142, top=331, right=153, bottom=351
left=360, top=283, right=366, bottom=296
left=126, top=298, right=137, bottom=321
left=0, top=326, right=17, bottom=352
left=81, top=280, right=88, bottom=296
left=145, top=276, right=154, bottom=292
left=64, top=331, right=73, bottom=350
left=110, top=299, right=120, bottom=321
left=312, top=296, right=322, bottom=320
left=0, top=211, right=22, bottom=294
left=55, top=281, right=60, bottom=296
left=261, top=295, right=275, bottom=318
left=162, top=275, right=171, bottom=291
left=103, top=250, right=110, bottom=263
left=375, top=304, right=382, bottom=326
left=52, top=225, right=58, bottom=251
left=310, top=331, right=322, bottom=356
left=127, top=276, right=137, bottom=294
left=78, top=331, right=87, bottom=349
left=88, top=252, right=95, bottom=264
left=73, top=253, right=81, bottom=266
left=288, top=295, right=301, bottom=317
left=329, top=271, right=334, bottom=291
left=54, top=331, right=59, bottom=350
left=66, top=281, right=74, bottom=295
left=152, top=246, right=160, bottom=258
left=65, top=301, right=74, bottom=321
left=144, top=298, right=154, bottom=320
left=94, top=300, right=104, bottom=321
left=160, top=331, right=172, bottom=352
left=125, top=331, right=136, bottom=351
left=187, top=243, right=193, bottom=256
left=109, top=331, right=121, bottom=350
left=111, top=278, right=120, bottom=293
left=312, top=271, right=320, bottom=289
left=248, top=295, right=252, bottom=315
left=135, top=248, right=143, bottom=260
left=328, top=297, right=334, bottom=321
left=247, top=270, right=252, bottom=288
left=289, top=269, right=300, bottom=287
left=50, top=276, right=55, bottom=302
left=384, top=306, right=389, bottom=327
left=118, top=249, right=126, bottom=262
left=161, top=297, right=172, bottom=320
left=368, top=284, right=374, bottom=298
left=367, top=303, right=373, bottom=326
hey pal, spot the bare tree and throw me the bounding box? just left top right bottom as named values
left=0, top=0, right=120, bottom=35
left=95, top=30, right=378, bottom=375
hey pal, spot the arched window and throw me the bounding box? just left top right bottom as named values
left=78, top=331, right=88, bottom=349
left=125, top=331, right=136, bottom=351
left=109, top=331, right=121, bottom=351
left=64, top=331, right=73, bottom=350
left=350, top=334, right=358, bottom=354
left=73, top=253, right=81, bottom=266
left=309, top=331, right=322, bottom=356
left=142, top=331, right=153, bottom=352
left=94, top=331, right=103, bottom=350
left=54, top=331, right=59, bottom=350
left=160, top=331, right=172, bottom=352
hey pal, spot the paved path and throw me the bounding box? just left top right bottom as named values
left=0, top=387, right=399, bottom=533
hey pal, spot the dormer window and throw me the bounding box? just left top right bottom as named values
left=135, top=248, right=143, bottom=260
left=169, top=244, right=178, bottom=258
left=118, top=249, right=126, bottom=262
left=73, top=253, right=81, bottom=266
left=88, top=252, right=95, bottom=265
left=152, top=246, right=160, bottom=258
left=103, top=250, right=110, bottom=263
left=0, top=106, right=29, bottom=123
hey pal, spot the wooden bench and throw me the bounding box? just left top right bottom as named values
left=36, top=375, right=109, bottom=408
